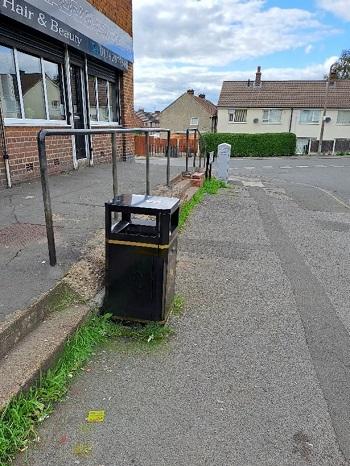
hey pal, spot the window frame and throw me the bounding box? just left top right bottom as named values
left=190, top=117, right=199, bottom=126
left=88, top=74, right=120, bottom=126
left=337, top=110, right=350, bottom=125
left=299, top=109, right=321, bottom=125
left=228, top=108, right=247, bottom=123
left=262, top=108, right=282, bottom=124
left=3, top=46, right=68, bottom=126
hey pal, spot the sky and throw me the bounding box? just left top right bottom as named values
left=132, top=0, right=349, bottom=111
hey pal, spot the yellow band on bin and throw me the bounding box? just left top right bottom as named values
left=106, top=233, right=177, bottom=250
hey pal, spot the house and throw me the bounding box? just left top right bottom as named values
left=217, top=67, right=350, bottom=154
left=159, top=90, right=217, bottom=133
left=135, top=109, right=160, bottom=128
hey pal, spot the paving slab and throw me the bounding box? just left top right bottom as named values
left=15, top=184, right=348, bottom=466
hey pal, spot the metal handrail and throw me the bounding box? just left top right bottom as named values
left=37, top=127, right=171, bottom=266
left=184, top=128, right=201, bottom=173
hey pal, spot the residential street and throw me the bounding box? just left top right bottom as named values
left=15, top=157, right=350, bottom=465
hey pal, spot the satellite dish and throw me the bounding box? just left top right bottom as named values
left=325, top=116, right=331, bottom=123
left=253, top=118, right=259, bottom=123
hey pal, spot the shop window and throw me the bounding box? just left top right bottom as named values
left=97, top=78, right=109, bottom=121
left=88, top=75, right=98, bottom=121
left=0, top=45, right=21, bottom=118
left=0, top=45, right=66, bottom=122
left=43, top=60, right=65, bottom=120
left=88, top=75, right=119, bottom=123
left=17, top=51, right=46, bottom=119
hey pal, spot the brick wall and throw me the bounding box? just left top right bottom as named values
left=3, top=127, right=74, bottom=184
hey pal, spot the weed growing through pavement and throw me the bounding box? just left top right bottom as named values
left=171, top=294, right=185, bottom=316
left=179, top=177, right=227, bottom=229
left=0, top=314, right=172, bottom=465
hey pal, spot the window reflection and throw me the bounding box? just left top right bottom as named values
left=109, top=82, right=118, bottom=122
left=97, top=78, right=109, bottom=121
left=43, top=60, right=65, bottom=120
left=88, top=75, right=97, bottom=121
left=0, top=45, right=21, bottom=118
left=17, top=51, right=46, bottom=119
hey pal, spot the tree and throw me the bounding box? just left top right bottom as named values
left=328, top=50, right=350, bottom=79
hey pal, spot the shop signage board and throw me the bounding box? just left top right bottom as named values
left=0, top=0, right=133, bottom=70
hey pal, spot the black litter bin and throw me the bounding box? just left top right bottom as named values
left=104, top=194, right=180, bottom=323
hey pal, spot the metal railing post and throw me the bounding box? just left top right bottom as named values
left=145, top=131, right=150, bottom=195
left=111, top=132, right=118, bottom=199
left=166, top=130, right=171, bottom=187
left=37, top=131, right=56, bottom=266
left=185, top=129, right=189, bottom=173
left=37, top=127, right=171, bottom=265
left=193, top=129, right=197, bottom=168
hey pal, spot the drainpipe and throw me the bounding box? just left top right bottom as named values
left=289, top=108, right=294, bottom=133
left=0, top=98, right=11, bottom=188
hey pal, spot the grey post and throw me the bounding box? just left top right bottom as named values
left=185, top=129, right=190, bottom=173
left=37, top=131, right=57, bottom=266
left=217, top=143, right=231, bottom=182
left=145, top=131, right=150, bottom=195
left=111, top=132, right=118, bottom=198
left=166, top=130, right=171, bottom=187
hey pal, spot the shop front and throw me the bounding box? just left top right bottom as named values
left=0, top=0, right=134, bottom=186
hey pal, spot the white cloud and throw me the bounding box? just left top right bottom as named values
left=134, top=57, right=338, bottom=110
left=132, top=0, right=336, bottom=109
left=318, top=0, right=350, bottom=21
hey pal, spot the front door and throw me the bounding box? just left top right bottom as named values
left=70, top=65, right=87, bottom=160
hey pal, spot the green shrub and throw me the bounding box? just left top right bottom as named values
left=201, top=132, right=296, bottom=157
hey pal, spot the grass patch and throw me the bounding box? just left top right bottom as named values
left=179, top=177, right=226, bottom=229
left=171, top=294, right=185, bottom=316
left=0, top=314, right=172, bottom=465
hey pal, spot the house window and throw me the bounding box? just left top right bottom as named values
left=0, top=44, right=65, bottom=121
left=262, top=109, right=282, bottom=124
left=228, top=109, right=247, bottom=123
left=190, top=117, right=199, bottom=126
left=300, top=109, right=320, bottom=124
left=337, top=110, right=350, bottom=125
left=88, top=75, right=119, bottom=123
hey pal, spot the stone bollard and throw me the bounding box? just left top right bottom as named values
left=217, top=143, right=231, bottom=182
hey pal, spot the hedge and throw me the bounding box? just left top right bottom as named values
left=200, top=132, right=296, bottom=157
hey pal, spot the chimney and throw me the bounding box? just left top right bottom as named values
left=198, top=93, right=205, bottom=99
left=329, top=68, right=337, bottom=86
left=187, top=89, right=194, bottom=95
left=247, top=79, right=251, bottom=87
left=255, top=66, right=262, bottom=87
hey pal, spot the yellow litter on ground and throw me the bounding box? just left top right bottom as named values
left=86, top=410, right=105, bottom=423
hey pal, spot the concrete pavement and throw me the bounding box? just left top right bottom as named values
left=0, top=159, right=184, bottom=321
left=15, top=168, right=350, bottom=465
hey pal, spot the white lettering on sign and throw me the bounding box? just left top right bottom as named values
left=3, top=0, right=34, bottom=18
left=51, top=19, right=82, bottom=45
left=217, top=143, right=231, bottom=182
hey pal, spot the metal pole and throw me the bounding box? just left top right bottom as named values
left=145, top=131, right=150, bottom=195
left=318, top=63, right=336, bottom=155
left=186, top=129, right=189, bottom=173
left=193, top=129, right=197, bottom=168
left=111, top=133, right=118, bottom=198
left=166, top=130, right=171, bottom=187
left=37, top=133, right=56, bottom=266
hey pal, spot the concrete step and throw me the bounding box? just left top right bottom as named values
left=0, top=303, right=90, bottom=411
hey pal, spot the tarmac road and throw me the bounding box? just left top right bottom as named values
left=15, top=156, right=350, bottom=465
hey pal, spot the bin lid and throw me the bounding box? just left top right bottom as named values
left=107, top=194, right=180, bottom=213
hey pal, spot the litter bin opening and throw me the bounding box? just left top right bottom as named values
left=111, top=216, right=158, bottom=238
